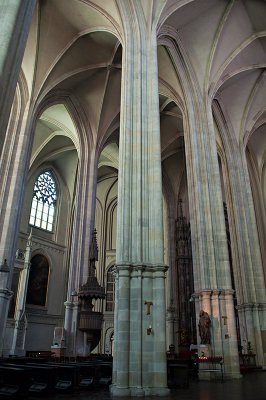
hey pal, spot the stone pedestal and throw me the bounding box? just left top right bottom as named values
left=52, top=327, right=66, bottom=357
left=198, top=345, right=224, bottom=380
left=198, top=344, right=212, bottom=380
left=51, top=346, right=66, bottom=358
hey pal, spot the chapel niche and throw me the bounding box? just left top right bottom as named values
left=26, top=254, right=50, bottom=306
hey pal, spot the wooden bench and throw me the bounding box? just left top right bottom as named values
left=167, top=360, right=189, bottom=388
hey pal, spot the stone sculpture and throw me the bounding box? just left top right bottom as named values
left=199, top=310, right=211, bottom=344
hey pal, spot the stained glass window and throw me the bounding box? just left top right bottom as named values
left=29, top=171, right=57, bottom=231
left=106, top=267, right=115, bottom=312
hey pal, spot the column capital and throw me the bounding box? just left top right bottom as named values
left=191, top=292, right=200, bottom=300
left=64, top=300, right=79, bottom=309
left=223, top=289, right=235, bottom=297
left=212, top=289, right=221, bottom=297
left=238, top=302, right=264, bottom=312
left=113, top=265, right=131, bottom=278
left=114, top=263, right=168, bottom=274
left=199, top=289, right=213, bottom=297
left=64, top=301, right=73, bottom=308
left=236, top=302, right=256, bottom=311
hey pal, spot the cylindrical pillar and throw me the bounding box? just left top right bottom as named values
left=0, top=1, right=36, bottom=352
left=211, top=290, right=222, bottom=356
left=0, top=0, right=36, bottom=155
left=113, top=267, right=130, bottom=395
left=223, top=290, right=242, bottom=378
left=63, top=150, right=98, bottom=356
left=111, top=0, right=169, bottom=395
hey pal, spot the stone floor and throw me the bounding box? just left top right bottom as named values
left=31, top=371, right=266, bottom=400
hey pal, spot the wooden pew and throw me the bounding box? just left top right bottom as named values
left=0, top=366, right=33, bottom=398
left=2, top=362, right=58, bottom=394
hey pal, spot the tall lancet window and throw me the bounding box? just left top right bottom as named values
left=29, top=171, right=57, bottom=231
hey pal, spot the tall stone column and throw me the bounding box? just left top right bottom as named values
left=112, top=268, right=119, bottom=385
left=0, top=260, right=12, bottom=353
left=111, top=0, right=169, bottom=396
left=165, top=215, right=176, bottom=349
left=232, top=152, right=266, bottom=367
left=211, top=290, right=222, bottom=356
left=0, top=0, right=36, bottom=155
left=64, top=150, right=98, bottom=357
left=10, top=230, right=32, bottom=356
left=223, top=290, right=241, bottom=375
left=0, top=98, right=35, bottom=354
left=193, top=293, right=200, bottom=345
left=180, top=87, right=241, bottom=377
left=0, top=0, right=36, bottom=354
left=64, top=301, right=73, bottom=351
left=214, top=100, right=266, bottom=367
left=157, top=31, right=243, bottom=376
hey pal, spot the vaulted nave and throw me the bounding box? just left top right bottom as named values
left=0, top=0, right=265, bottom=396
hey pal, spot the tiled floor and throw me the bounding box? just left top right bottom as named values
left=34, top=371, right=266, bottom=400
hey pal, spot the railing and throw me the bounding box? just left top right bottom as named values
left=79, top=311, right=103, bottom=331
left=239, top=354, right=256, bottom=367
left=198, top=356, right=223, bottom=381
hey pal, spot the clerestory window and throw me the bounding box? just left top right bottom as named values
left=29, top=171, right=57, bottom=231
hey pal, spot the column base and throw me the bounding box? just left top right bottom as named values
left=110, top=385, right=170, bottom=397
left=130, top=388, right=145, bottom=397
left=143, top=387, right=170, bottom=396
left=110, top=385, right=131, bottom=397
left=198, top=371, right=243, bottom=380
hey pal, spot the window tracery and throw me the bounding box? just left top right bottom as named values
left=29, top=171, right=56, bottom=231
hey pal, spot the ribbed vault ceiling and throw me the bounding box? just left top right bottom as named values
left=21, top=0, right=265, bottom=203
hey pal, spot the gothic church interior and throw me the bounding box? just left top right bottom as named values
left=0, top=0, right=265, bottom=396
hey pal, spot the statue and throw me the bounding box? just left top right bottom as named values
left=198, top=310, right=211, bottom=344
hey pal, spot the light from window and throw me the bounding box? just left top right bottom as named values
left=29, top=171, right=56, bottom=231
left=106, top=267, right=115, bottom=312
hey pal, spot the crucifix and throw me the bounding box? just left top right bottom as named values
left=222, top=316, right=227, bottom=325
left=145, top=301, right=153, bottom=315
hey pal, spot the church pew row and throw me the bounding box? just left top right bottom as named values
left=0, top=366, right=33, bottom=398
left=0, top=359, right=112, bottom=397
